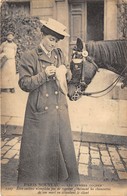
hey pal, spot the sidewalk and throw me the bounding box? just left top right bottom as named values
left=1, top=127, right=127, bottom=187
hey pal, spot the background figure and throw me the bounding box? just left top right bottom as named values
left=0, top=32, right=17, bottom=93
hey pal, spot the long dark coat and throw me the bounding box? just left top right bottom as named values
left=18, top=46, right=79, bottom=185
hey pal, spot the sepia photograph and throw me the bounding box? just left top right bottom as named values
left=0, top=0, right=127, bottom=195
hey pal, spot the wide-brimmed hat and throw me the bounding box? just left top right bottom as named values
left=40, top=18, right=70, bottom=40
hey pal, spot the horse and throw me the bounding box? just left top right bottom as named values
left=68, top=38, right=127, bottom=101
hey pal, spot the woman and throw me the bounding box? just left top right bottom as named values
left=18, top=18, right=79, bottom=185
left=0, top=32, right=17, bottom=93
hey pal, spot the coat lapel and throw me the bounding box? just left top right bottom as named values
left=37, top=46, right=52, bottom=63
left=50, top=50, right=59, bottom=67
left=36, top=46, right=59, bottom=67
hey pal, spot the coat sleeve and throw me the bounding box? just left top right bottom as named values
left=18, top=51, right=47, bottom=92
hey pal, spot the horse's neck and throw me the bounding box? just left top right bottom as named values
left=86, top=40, right=127, bottom=76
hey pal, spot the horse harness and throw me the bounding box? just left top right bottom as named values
left=69, top=42, right=127, bottom=101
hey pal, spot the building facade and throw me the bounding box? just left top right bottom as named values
left=4, top=0, right=123, bottom=59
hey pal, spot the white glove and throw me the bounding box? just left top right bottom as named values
left=55, top=65, right=68, bottom=95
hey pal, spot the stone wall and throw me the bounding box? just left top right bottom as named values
left=31, top=0, right=54, bottom=19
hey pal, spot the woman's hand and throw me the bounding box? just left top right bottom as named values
left=45, top=65, right=56, bottom=76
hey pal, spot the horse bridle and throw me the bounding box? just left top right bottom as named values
left=69, top=37, right=127, bottom=101
left=70, top=57, right=127, bottom=100
left=70, top=56, right=99, bottom=101
left=82, top=65, right=127, bottom=98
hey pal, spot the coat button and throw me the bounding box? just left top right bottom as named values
left=46, top=93, right=49, bottom=97
left=56, top=106, right=59, bottom=109
left=53, top=76, right=56, bottom=80
left=55, top=91, right=58, bottom=95
left=45, top=106, right=48, bottom=110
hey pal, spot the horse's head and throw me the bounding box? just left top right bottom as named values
left=68, top=38, right=98, bottom=101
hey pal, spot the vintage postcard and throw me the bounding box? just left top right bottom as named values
left=1, top=0, right=127, bottom=195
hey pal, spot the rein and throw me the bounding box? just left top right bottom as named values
left=81, top=65, right=127, bottom=98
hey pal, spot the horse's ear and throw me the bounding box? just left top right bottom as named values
left=76, top=38, right=83, bottom=51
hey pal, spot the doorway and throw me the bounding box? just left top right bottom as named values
left=69, top=0, right=104, bottom=57
left=87, top=1, right=104, bottom=41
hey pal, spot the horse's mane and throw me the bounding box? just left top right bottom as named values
left=86, top=40, right=127, bottom=74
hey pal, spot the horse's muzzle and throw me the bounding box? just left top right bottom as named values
left=67, top=83, right=86, bottom=101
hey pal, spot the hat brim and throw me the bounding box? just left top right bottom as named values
left=41, top=20, right=70, bottom=37
left=41, top=26, right=64, bottom=40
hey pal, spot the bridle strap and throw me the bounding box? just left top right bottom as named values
left=81, top=65, right=127, bottom=97
left=80, top=57, right=99, bottom=85
left=86, top=56, right=99, bottom=71
left=81, top=74, right=121, bottom=97
left=81, top=59, right=86, bottom=82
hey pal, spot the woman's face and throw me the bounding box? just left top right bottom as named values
left=41, top=34, right=59, bottom=52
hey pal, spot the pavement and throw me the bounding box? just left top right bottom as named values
left=1, top=70, right=127, bottom=188
left=1, top=127, right=127, bottom=188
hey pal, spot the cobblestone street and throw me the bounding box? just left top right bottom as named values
left=1, top=125, right=127, bottom=188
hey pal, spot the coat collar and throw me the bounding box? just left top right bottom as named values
left=36, top=46, right=58, bottom=64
